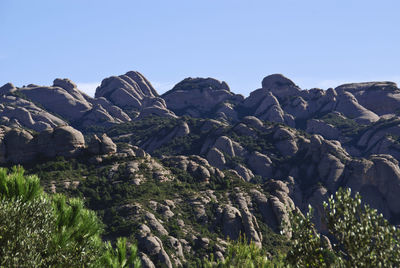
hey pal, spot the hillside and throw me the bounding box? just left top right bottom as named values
left=1, top=71, right=400, bottom=266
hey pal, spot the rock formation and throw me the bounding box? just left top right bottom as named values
left=4, top=71, right=400, bottom=266
left=162, top=77, right=243, bottom=118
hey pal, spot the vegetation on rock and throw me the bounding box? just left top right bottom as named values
left=0, top=167, right=140, bottom=267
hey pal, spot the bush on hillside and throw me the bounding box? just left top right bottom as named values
left=0, top=166, right=141, bottom=267
left=286, top=188, right=400, bottom=267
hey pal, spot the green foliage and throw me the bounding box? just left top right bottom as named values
left=0, top=166, right=42, bottom=202
left=0, top=197, right=55, bottom=267
left=320, top=113, right=365, bottom=138
left=50, top=194, right=104, bottom=266
left=285, top=206, right=339, bottom=267
left=102, top=237, right=141, bottom=268
left=203, top=236, right=285, bottom=268
left=286, top=188, right=400, bottom=267
left=24, top=154, right=290, bottom=265
left=0, top=166, right=140, bottom=267
left=324, top=188, right=400, bottom=267
left=107, top=116, right=179, bottom=141
left=230, top=132, right=274, bottom=155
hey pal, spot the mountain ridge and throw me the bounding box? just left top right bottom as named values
left=2, top=71, right=400, bottom=266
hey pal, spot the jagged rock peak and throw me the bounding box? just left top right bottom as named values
left=95, top=71, right=158, bottom=99
left=261, top=74, right=296, bottom=89
left=0, top=83, right=16, bottom=94
left=161, top=77, right=240, bottom=118
left=124, top=71, right=159, bottom=96
left=53, top=78, right=78, bottom=91
left=260, top=74, right=301, bottom=100
left=163, top=77, right=230, bottom=96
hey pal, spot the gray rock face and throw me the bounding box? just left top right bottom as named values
left=95, top=71, right=176, bottom=119
left=162, top=77, right=242, bottom=118
left=216, top=102, right=238, bottom=122
left=248, top=151, right=273, bottom=178
left=222, top=205, right=242, bottom=240
left=241, top=89, right=295, bottom=127
left=90, top=97, right=131, bottom=122
left=206, top=147, right=226, bottom=170
left=95, top=71, right=158, bottom=108
left=273, top=127, right=298, bottom=157
left=0, top=125, right=86, bottom=164
left=213, top=136, right=246, bottom=158
left=241, top=116, right=264, bottom=129
left=3, top=128, right=35, bottom=163
left=261, top=180, right=295, bottom=237
left=234, top=164, right=254, bottom=181
left=235, top=192, right=263, bottom=248
left=352, top=119, right=400, bottom=162
left=233, top=123, right=257, bottom=137
left=0, top=83, right=16, bottom=94
left=36, top=126, right=85, bottom=158
left=137, top=224, right=173, bottom=268
left=88, top=134, right=117, bottom=155
left=139, top=253, right=156, bottom=268
left=306, top=119, right=341, bottom=140
left=0, top=95, right=67, bottom=132
left=261, top=74, right=301, bottom=100
left=336, top=81, right=400, bottom=115
left=15, top=78, right=132, bottom=128
left=138, top=98, right=177, bottom=119
left=344, top=154, right=400, bottom=219
left=335, top=91, right=379, bottom=124
left=19, top=80, right=92, bottom=121
left=145, top=212, right=169, bottom=236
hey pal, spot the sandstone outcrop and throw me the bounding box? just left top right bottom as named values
left=88, top=134, right=117, bottom=155
left=273, top=127, right=298, bottom=157
left=261, top=74, right=300, bottom=97
left=206, top=147, right=226, bottom=170
left=247, top=151, right=273, bottom=178
left=0, top=94, right=67, bottom=131
left=95, top=71, right=158, bottom=109
left=19, top=79, right=92, bottom=121
left=336, top=81, right=400, bottom=115
left=136, top=224, right=173, bottom=268
left=95, top=71, right=176, bottom=119
left=162, top=77, right=242, bottom=118
left=335, top=91, right=379, bottom=124
left=14, top=78, right=132, bottom=129
left=306, top=119, right=341, bottom=140
left=0, top=125, right=85, bottom=164
left=162, top=155, right=224, bottom=183
left=0, top=83, right=16, bottom=95
left=5, top=72, right=400, bottom=266
left=344, top=154, right=400, bottom=220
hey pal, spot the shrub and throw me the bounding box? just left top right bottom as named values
left=286, top=188, right=400, bottom=267
left=285, top=206, right=339, bottom=267
left=203, top=236, right=285, bottom=268
left=0, top=167, right=141, bottom=267
left=324, top=188, right=400, bottom=267
left=102, top=237, right=141, bottom=268
left=0, top=197, right=55, bottom=267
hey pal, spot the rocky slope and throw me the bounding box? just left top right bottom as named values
left=2, top=71, right=400, bottom=266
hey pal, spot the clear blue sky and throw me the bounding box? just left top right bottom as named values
left=1, top=0, right=399, bottom=97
